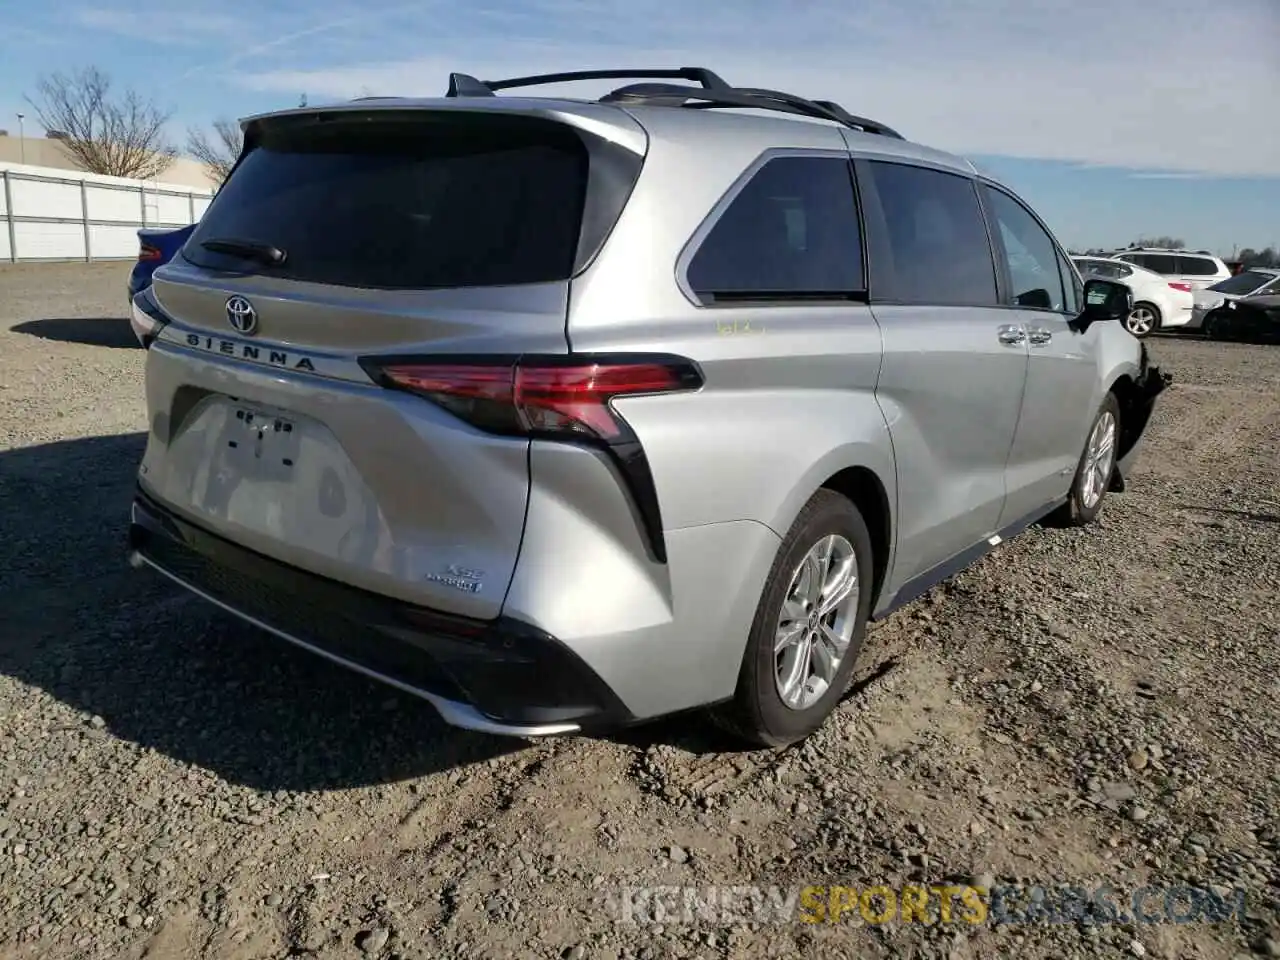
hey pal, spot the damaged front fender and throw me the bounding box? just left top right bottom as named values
left=1109, top=343, right=1172, bottom=492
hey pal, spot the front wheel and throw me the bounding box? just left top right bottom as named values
left=1202, top=309, right=1226, bottom=340
left=1125, top=302, right=1160, bottom=338
left=1046, top=393, right=1122, bottom=528
left=711, top=490, right=874, bottom=748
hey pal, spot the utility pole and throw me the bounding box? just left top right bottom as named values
left=15, top=113, right=25, bottom=163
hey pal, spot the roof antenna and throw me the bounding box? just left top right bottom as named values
left=446, top=73, right=495, bottom=98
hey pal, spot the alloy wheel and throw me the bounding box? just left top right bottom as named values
left=773, top=534, right=860, bottom=710
left=1081, top=410, right=1117, bottom=509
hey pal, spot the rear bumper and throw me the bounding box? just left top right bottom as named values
left=127, top=264, right=151, bottom=301
left=127, top=489, right=633, bottom=737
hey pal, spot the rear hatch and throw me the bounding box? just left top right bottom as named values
left=138, top=104, right=645, bottom=618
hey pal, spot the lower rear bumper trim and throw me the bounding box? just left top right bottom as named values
left=127, top=488, right=634, bottom=736
left=131, top=550, right=581, bottom=737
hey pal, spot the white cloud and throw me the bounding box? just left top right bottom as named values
left=70, top=6, right=242, bottom=44
left=1127, top=172, right=1212, bottom=181
left=226, top=0, right=1280, bottom=178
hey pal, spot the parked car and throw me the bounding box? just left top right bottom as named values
left=1201, top=293, right=1280, bottom=343
left=1072, top=255, right=1195, bottom=337
left=125, top=67, right=1169, bottom=747
left=127, top=224, right=196, bottom=302
left=1189, top=267, right=1280, bottom=329
left=1109, top=248, right=1232, bottom=290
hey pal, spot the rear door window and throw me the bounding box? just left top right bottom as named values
left=184, top=112, right=592, bottom=289
left=1078, top=259, right=1124, bottom=279
left=1176, top=255, right=1222, bottom=277
left=685, top=155, right=865, bottom=301
left=862, top=161, right=998, bottom=306
left=1139, top=254, right=1179, bottom=274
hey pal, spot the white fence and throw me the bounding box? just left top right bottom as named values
left=0, top=162, right=213, bottom=263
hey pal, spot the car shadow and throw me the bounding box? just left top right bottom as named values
left=599, top=654, right=902, bottom=756
left=10, top=317, right=139, bottom=349
left=0, top=432, right=518, bottom=793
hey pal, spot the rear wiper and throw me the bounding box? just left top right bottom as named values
left=200, top=237, right=287, bottom=266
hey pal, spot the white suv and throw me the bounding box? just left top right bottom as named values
left=1072, top=256, right=1195, bottom=337
left=1110, top=248, right=1231, bottom=291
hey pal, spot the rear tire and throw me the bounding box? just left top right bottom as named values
left=1125, top=302, right=1160, bottom=338
left=1046, top=393, right=1122, bottom=528
left=711, top=490, right=874, bottom=748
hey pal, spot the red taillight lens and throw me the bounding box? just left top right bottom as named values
left=1168, top=282, right=1193, bottom=292
left=367, top=356, right=702, bottom=442
left=138, top=243, right=162, bottom=262
left=514, top=363, right=694, bottom=438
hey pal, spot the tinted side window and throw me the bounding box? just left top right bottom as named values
left=1079, top=259, right=1121, bottom=279
left=685, top=156, right=863, bottom=300
left=982, top=186, right=1066, bottom=311
left=1142, top=254, right=1179, bottom=274
left=864, top=161, right=998, bottom=306
left=1177, top=255, right=1220, bottom=276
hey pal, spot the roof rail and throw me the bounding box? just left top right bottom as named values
left=442, top=67, right=903, bottom=139
left=599, top=82, right=903, bottom=138
left=738, top=90, right=903, bottom=138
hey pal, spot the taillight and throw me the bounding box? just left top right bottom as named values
left=359, top=354, right=704, bottom=564
left=129, top=287, right=170, bottom=348
left=362, top=356, right=703, bottom=442
left=138, top=243, right=162, bottom=262
left=1168, top=282, right=1193, bottom=292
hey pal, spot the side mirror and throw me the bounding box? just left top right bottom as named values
left=1073, top=278, right=1132, bottom=331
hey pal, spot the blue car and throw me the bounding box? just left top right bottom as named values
left=127, top=224, right=196, bottom=301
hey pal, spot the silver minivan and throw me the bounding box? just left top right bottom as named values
left=128, top=68, right=1169, bottom=746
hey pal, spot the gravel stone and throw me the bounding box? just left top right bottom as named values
left=0, top=265, right=1277, bottom=958
left=357, top=926, right=390, bottom=953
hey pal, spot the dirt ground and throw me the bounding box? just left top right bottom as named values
left=1, top=262, right=1277, bottom=960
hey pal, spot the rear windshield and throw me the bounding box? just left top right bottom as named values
left=1209, top=270, right=1274, bottom=294
left=183, top=112, right=590, bottom=289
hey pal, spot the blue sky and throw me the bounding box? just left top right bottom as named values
left=2, top=0, right=1277, bottom=254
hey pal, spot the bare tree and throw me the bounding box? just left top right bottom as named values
left=1239, top=247, right=1279, bottom=268
left=1131, top=236, right=1186, bottom=250
left=186, top=118, right=243, bottom=186
left=24, top=66, right=176, bottom=180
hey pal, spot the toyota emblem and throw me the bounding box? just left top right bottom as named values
left=225, top=295, right=258, bottom=335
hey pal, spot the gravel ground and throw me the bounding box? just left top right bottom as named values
left=1, top=261, right=1278, bottom=960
